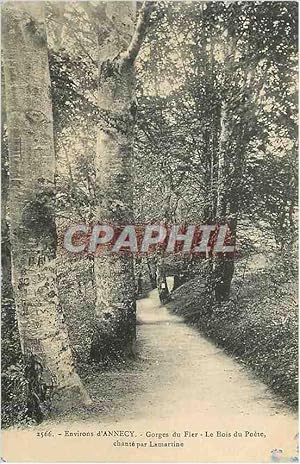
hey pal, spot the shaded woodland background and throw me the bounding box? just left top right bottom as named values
left=1, top=1, right=298, bottom=427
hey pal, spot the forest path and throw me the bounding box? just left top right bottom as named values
left=3, top=279, right=298, bottom=462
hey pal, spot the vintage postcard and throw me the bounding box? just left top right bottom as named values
left=1, top=1, right=298, bottom=462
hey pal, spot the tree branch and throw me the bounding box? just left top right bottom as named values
left=121, top=1, right=155, bottom=65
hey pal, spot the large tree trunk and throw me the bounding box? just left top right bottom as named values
left=2, top=1, right=90, bottom=420
left=91, top=2, right=153, bottom=363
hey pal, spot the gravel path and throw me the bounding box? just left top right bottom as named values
left=3, top=282, right=298, bottom=462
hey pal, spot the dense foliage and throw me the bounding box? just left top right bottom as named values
left=170, top=251, right=298, bottom=408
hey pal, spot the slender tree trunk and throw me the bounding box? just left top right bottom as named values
left=214, top=102, right=235, bottom=302
left=135, top=257, right=143, bottom=296
left=156, top=254, right=170, bottom=304
left=2, top=1, right=90, bottom=420
left=91, top=2, right=153, bottom=362
left=216, top=102, right=228, bottom=219
left=137, top=274, right=143, bottom=296
left=172, top=273, right=188, bottom=292
left=1, top=128, right=12, bottom=302
left=1, top=63, right=13, bottom=301
left=146, top=257, right=157, bottom=289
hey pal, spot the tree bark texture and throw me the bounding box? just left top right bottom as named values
left=214, top=102, right=235, bottom=302
left=2, top=1, right=90, bottom=420
left=91, top=2, right=139, bottom=362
